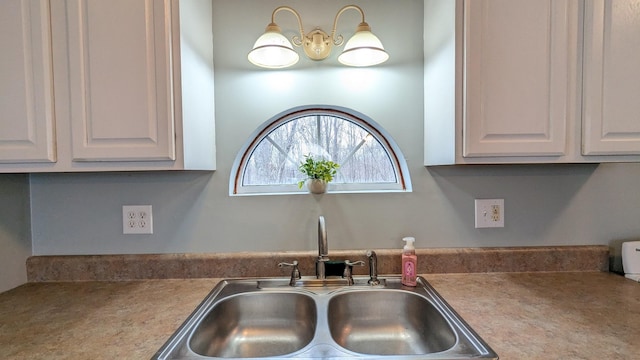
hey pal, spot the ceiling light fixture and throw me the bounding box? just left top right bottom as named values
left=248, top=5, right=389, bottom=69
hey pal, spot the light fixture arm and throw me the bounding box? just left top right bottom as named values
left=270, top=6, right=306, bottom=47
left=330, top=5, right=366, bottom=46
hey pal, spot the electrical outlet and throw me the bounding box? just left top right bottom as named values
left=122, top=205, right=153, bottom=234
left=474, top=199, right=504, bottom=228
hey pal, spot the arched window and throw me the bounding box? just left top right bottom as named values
left=230, top=105, right=412, bottom=195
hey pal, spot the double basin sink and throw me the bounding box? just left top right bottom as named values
left=152, top=276, right=498, bottom=359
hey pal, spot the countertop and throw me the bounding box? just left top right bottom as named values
left=1, top=272, right=638, bottom=359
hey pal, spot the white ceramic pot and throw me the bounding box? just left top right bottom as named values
left=306, top=179, right=327, bottom=194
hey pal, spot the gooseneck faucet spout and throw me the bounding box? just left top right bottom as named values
left=316, top=215, right=329, bottom=279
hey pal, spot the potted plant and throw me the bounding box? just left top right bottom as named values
left=297, top=155, right=340, bottom=194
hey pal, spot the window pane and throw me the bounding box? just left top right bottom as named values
left=335, top=138, right=397, bottom=183
left=243, top=114, right=396, bottom=186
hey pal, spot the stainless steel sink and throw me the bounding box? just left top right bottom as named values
left=152, top=276, right=498, bottom=359
left=327, top=290, right=456, bottom=355
left=190, top=292, right=317, bottom=358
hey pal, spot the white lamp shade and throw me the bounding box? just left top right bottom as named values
left=338, top=30, right=389, bottom=67
left=248, top=30, right=299, bottom=69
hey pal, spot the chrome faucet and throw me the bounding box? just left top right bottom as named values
left=367, top=250, right=380, bottom=285
left=316, top=215, right=329, bottom=279
left=314, top=216, right=375, bottom=285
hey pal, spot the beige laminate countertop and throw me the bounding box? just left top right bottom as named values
left=1, top=272, right=638, bottom=360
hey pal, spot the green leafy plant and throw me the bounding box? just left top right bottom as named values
left=297, top=155, right=340, bottom=189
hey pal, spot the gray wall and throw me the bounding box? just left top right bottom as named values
left=0, top=174, right=31, bottom=292
left=29, top=0, right=640, bottom=256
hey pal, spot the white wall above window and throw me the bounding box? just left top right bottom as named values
left=230, top=105, right=412, bottom=195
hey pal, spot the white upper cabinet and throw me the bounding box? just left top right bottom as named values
left=463, top=0, right=577, bottom=158
left=0, top=0, right=215, bottom=172
left=66, top=0, right=176, bottom=162
left=0, top=0, right=56, bottom=163
left=424, top=0, right=640, bottom=165
left=582, top=0, right=640, bottom=156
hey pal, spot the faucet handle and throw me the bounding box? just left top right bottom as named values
left=343, top=260, right=365, bottom=286
left=344, top=260, right=365, bottom=267
left=278, top=260, right=301, bottom=286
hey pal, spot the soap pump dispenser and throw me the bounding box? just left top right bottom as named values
left=401, top=237, right=417, bottom=286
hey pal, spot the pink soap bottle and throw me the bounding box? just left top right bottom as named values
left=401, top=237, right=417, bottom=287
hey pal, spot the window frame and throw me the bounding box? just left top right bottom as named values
left=229, top=105, right=412, bottom=196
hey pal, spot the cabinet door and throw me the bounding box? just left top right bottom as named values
left=66, top=0, right=175, bottom=161
left=463, top=0, right=578, bottom=157
left=0, top=0, right=56, bottom=163
left=583, top=0, right=640, bottom=155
